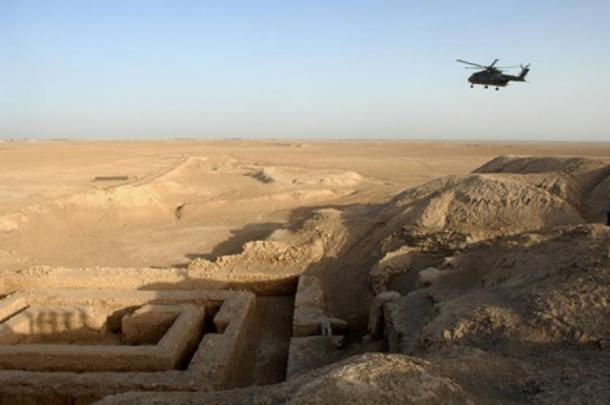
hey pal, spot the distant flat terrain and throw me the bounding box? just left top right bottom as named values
left=1, top=140, right=608, bottom=271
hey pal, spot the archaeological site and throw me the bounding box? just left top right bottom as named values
left=0, top=142, right=609, bottom=404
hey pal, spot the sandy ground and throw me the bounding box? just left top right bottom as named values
left=1, top=140, right=609, bottom=272
left=2, top=141, right=610, bottom=404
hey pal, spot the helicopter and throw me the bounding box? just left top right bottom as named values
left=457, top=59, right=530, bottom=90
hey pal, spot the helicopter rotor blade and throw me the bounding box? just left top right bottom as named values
left=464, top=66, right=517, bottom=71
left=456, top=59, right=487, bottom=68
left=489, top=58, right=500, bottom=68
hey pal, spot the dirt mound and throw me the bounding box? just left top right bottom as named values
left=245, top=165, right=363, bottom=188
left=62, top=185, right=168, bottom=210
left=285, top=353, right=474, bottom=405
left=474, top=155, right=609, bottom=175
left=0, top=152, right=369, bottom=270
left=97, top=353, right=476, bottom=405
left=386, top=173, right=583, bottom=241
left=317, top=171, right=363, bottom=187
left=385, top=224, right=610, bottom=354
left=188, top=209, right=351, bottom=279
left=297, top=157, right=610, bottom=405
left=475, top=155, right=610, bottom=222
left=376, top=156, right=610, bottom=246
left=339, top=159, right=610, bottom=365
left=371, top=224, right=610, bottom=404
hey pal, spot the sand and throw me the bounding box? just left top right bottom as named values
left=1, top=140, right=609, bottom=404
left=1, top=140, right=608, bottom=272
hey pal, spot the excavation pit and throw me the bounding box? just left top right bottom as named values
left=0, top=289, right=255, bottom=403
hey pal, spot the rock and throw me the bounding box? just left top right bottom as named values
left=370, top=246, right=414, bottom=294
left=416, top=266, right=444, bottom=288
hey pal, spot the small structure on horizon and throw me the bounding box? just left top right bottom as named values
left=93, top=176, right=129, bottom=182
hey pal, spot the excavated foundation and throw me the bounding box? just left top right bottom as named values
left=0, top=289, right=255, bottom=403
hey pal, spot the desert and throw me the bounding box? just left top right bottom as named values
left=0, top=140, right=609, bottom=404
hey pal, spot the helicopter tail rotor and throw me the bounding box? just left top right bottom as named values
left=518, top=64, right=531, bottom=81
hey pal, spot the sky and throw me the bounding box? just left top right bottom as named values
left=1, top=0, right=609, bottom=141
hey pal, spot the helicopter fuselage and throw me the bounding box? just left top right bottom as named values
left=468, top=71, right=512, bottom=87
left=468, top=68, right=528, bottom=88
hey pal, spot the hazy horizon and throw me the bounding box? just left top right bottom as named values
left=2, top=1, right=609, bottom=141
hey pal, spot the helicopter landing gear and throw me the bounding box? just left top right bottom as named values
left=470, top=84, right=474, bottom=88
left=495, top=87, right=499, bottom=91
left=484, top=85, right=488, bottom=89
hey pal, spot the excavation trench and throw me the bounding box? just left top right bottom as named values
left=231, top=295, right=295, bottom=387
left=0, top=288, right=296, bottom=403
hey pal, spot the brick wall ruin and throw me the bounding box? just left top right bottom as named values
left=0, top=289, right=255, bottom=403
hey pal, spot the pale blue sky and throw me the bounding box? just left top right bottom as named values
left=1, top=1, right=609, bottom=141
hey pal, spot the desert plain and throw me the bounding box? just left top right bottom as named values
left=0, top=140, right=609, bottom=404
